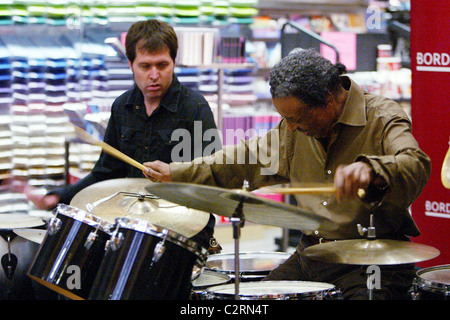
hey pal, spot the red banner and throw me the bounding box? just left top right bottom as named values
left=410, top=0, right=450, bottom=267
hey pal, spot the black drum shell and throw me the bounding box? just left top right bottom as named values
left=27, top=211, right=111, bottom=300
left=88, top=225, right=206, bottom=300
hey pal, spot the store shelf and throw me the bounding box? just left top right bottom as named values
left=257, top=0, right=368, bottom=16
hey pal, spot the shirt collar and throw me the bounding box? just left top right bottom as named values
left=336, top=75, right=367, bottom=127
left=159, top=74, right=181, bottom=113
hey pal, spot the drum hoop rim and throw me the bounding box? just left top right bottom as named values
left=415, top=265, right=450, bottom=293
left=114, top=216, right=208, bottom=259
left=56, top=204, right=113, bottom=232
left=205, top=251, right=291, bottom=275
left=204, top=281, right=338, bottom=300
left=204, top=268, right=271, bottom=276
left=208, top=251, right=292, bottom=258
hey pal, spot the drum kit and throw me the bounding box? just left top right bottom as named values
left=1, top=178, right=448, bottom=300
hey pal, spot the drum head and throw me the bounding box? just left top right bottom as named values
left=416, top=265, right=450, bottom=294
left=206, top=251, right=291, bottom=276
left=192, top=270, right=230, bottom=290
left=418, top=265, right=450, bottom=285
left=205, top=281, right=336, bottom=300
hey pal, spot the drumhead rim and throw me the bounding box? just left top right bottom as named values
left=114, top=216, right=208, bottom=260
left=207, top=251, right=292, bottom=259
left=415, top=265, right=450, bottom=293
left=204, top=281, right=336, bottom=300
left=205, top=251, right=291, bottom=275
left=56, top=204, right=113, bottom=233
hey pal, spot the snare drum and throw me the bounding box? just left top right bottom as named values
left=27, top=204, right=113, bottom=300
left=205, top=251, right=291, bottom=281
left=412, top=265, right=450, bottom=300
left=202, top=281, right=341, bottom=300
left=88, top=217, right=208, bottom=300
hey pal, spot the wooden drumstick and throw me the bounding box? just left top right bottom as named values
left=265, top=186, right=367, bottom=198
left=71, top=124, right=148, bottom=172
left=267, top=186, right=336, bottom=194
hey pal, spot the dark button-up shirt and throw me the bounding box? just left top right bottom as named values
left=55, top=75, right=219, bottom=204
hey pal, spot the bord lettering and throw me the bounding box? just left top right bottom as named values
left=425, top=200, right=450, bottom=213
left=417, top=52, right=450, bottom=66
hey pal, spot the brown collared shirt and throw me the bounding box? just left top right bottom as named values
left=171, top=76, right=430, bottom=240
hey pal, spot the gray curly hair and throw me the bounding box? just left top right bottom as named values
left=269, top=49, right=347, bottom=108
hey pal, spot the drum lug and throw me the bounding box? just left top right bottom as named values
left=152, top=241, right=166, bottom=263
left=48, top=217, right=62, bottom=236
left=410, top=291, right=420, bottom=300
left=107, top=232, right=124, bottom=251
left=84, top=231, right=97, bottom=250
left=191, top=265, right=203, bottom=281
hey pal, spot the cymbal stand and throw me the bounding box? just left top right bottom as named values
left=229, top=180, right=249, bottom=300
left=0, top=230, right=18, bottom=299
left=357, top=214, right=377, bottom=300
left=230, top=199, right=245, bottom=300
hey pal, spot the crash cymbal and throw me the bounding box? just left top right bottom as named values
left=303, top=239, right=440, bottom=265
left=145, top=182, right=332, bottom=231
left=0, top=214, right=44, bottom=229
left=14, top=228, right=46, bottom=244
left=70, top=178, right=210, bottom=238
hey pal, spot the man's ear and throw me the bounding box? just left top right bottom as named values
left=324, top=92, right=335, bottom=108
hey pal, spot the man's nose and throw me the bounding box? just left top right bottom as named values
left=148, top=67, right=159, bottom=79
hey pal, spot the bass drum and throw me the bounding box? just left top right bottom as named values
left=412, top=265, right=450, bottom=300
left=27, top=204, right=113, bottom=300
left=88, top=217, right=208, bottom=300
left=202, top=281, right=342, bottom=300
left=205, top=251, right=291, bottom=281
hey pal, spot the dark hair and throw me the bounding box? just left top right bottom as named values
left=269, top=49, right=347, bottom=108
left=125, top=19, right=178, bottom=63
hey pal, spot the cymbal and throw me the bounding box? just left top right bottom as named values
left=145, top=182, right=332, bottom=231
left=70, top=178, right=210, bottom=238
left=14, top=228, right=46, bottom=244
left=0, top=214, right=44, bottom=229
left=303, top=239, right=440, bottom=265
